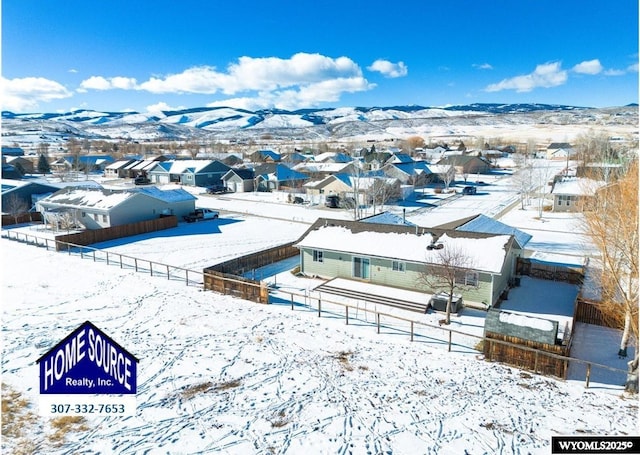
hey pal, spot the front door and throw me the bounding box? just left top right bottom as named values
left=353, top=257, right=370, bottom=279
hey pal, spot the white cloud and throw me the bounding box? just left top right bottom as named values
left=627, top=62, right=638, bottom=73
left=145, top=102, right=186, bottom=113
left=485, top=62, right=568, bottom=93
left=367, top=59, right=408, bottom=78
left=136, top=53, right=366, bottom=95
left=78, top=75, right=138, bottom=92
left=472, top=63, right=493, bottom=70
left=68, top=68, right=78, bottom=73
left=1, top=76, right=72, bottom=112
left=207, top=77, right=374, bottom=111
left=572, top=59, right=603, bottom=75
left=603, top=68, right=626, bottom=76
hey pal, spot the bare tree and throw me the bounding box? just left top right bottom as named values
left=418, top=242, right=476, bottom=324
left=5, top=194, right=30, bottom=224
left=512, top=154, right=536, bottom=209
left=581, top=161, right=638, bottom=392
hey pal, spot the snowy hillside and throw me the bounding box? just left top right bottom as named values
left=3, top=104, right=636, bottom=145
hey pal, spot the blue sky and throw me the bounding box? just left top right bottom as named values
left=2, top=0, right=638, bottom=113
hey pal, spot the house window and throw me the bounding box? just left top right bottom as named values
left=93, top=213, right=98, bottom=221
left=102, top=214, right=107, bottom=222
left=312, top=250, right=323, bottom=263
left=455, top=270, right=479, bottom=287
left=392, top=260, right=405, bottom=272
left=81, top=212, right=86, bottom=217
left=353, top=257, right=370, bottom=279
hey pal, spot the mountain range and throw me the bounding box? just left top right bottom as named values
left=2, top=103, right=637, bottom=144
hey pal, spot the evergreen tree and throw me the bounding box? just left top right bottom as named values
left=37, top=153, right=51, bottom=174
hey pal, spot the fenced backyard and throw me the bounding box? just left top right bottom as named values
left=1, top=227, right=630, bottom=389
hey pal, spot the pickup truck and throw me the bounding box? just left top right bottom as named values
left=183, top=208, right=219, bottom=223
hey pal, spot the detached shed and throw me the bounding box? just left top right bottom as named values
left=483, top=309, right=570, bottom=378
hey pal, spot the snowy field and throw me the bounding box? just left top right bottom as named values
left=2, top=238, right=638, bottom=454
left=2, top=166, right=639, bottom=453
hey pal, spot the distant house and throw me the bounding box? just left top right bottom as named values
left=104, top=159, right=137, bottom=178
left=282, top=152, right=310, bottom=164
left=49, top=155, right=115, bottom=173
left=437, top=155, right=491, bottom=175
left=551, top=177, right=606, bottom=212
left=36, top=186, right=196, bottom=230
left=293, top=161, right=357, bottom=178
left=250, top=150, right=281, bottom=163
left=381, top=161, right=433, bottom=187
left=221, top=168, right=255, bottom=193
left=304, top=173, right=400, bottom=206
left=1, top=179, right=59, bottom=213
left=5, top=156, right=34, bottom=175
left=313, top=152, right=353, bottom=163
left=427, top=164, right=456, bottom=185
left=546, top=143, right=575, bottom=160
left=434, top=214, right=532, bottom=251
left=147, top=160, right=231, bottom=187
left=254, top=163, right=308, bottom=191
left=295, top=218, right=521, bottom=309
left=1, top=146, right=25, bottom=157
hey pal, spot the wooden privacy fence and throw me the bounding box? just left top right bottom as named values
left=516, top=257, right=584, bottom=284
left=2, top=212, right=42, bottom=226
left=201, top=242, right=298, bottom=304
left=54, top=216, right=178, bottom=250
left=206, top=242, right=298, bottom=275
left=203, top=270, right=268, bottom=304
left=573, top=298, right=618, bottom=328
left=483, top=332, right=571, bottom=379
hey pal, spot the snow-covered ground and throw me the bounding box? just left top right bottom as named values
left=2, top=168, right=638, bottom=453
left=2, top=238, right=638, bottom=454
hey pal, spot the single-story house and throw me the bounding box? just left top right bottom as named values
left=381, top=161, right=433, bottom=187
left=551, top=177, right=606, bottom=212
left=250, top=150, right=281, bottom=163
left=147, top=159, right=231, bottom=187
left=1, top=179, right=59, bottom=213
left=313, top=152, right=354, bottom=163
left=221, top=168, right=255, bottom=193
left=5, top=156, right=35, bottom=175
left=304, top=173, right=400, bottom=206
left=546, top=143, right=575, bottom=160
left=292, top=161, right=357, bottom=178
left=254, top=164, right=308, bottom=191
left=427, top=164, right=456, bottom=185
left=36, top=186, right=196, bottom=230
left=295, top=218, right=521, bottom=309
left=49, top=155, right=115, bottom=173
left=104, top=159, right=138, bottom=178
left=436, top=155, right=491, bottom=175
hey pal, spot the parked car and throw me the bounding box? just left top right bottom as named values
left=206, top=185, right=228, bottom=194
left=134, top=176, right=151, bottom=185
left=292, top=196, right=304, bottom=204
left=183, top=208, right=219, bottom=223
left=462, top=186, right=477, bottom=195
left=325, top=195, right=340, bottom=208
